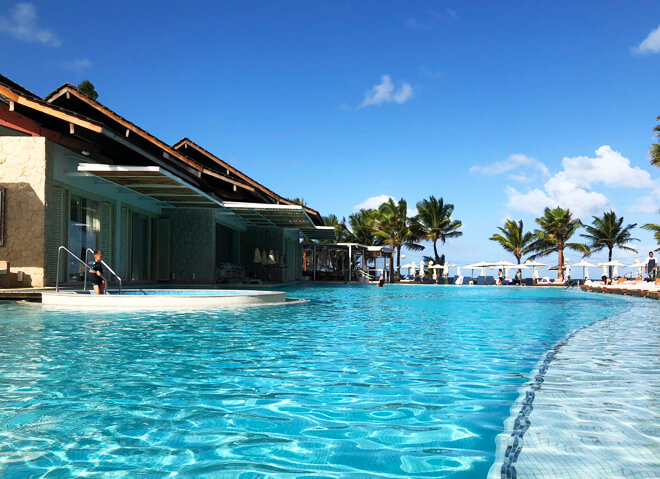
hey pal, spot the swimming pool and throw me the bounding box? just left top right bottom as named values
left=0, top=285, right=652, bottom=477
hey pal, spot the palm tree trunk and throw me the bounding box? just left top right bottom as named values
left=433, top=240, right=440, bottom=263
left=396, top=246, right=401, bottom=284
left=608, top=247, right=613, bottom=279
left=390, top=240, right=396, bottom=283
left=558, top=247, right=564, bottom=280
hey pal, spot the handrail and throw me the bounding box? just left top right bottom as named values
left=84, top=248, right=122, bottom=294
left=56, top=246, right=106, bottom=293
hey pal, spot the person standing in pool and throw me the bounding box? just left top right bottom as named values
left=646, top=251, right=657, bottom=280
left=89, top=250, right=105, bottom=294
left=377, top=274, right=385, bottom=287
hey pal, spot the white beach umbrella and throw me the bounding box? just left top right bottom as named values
left=464, top=263, right=481, bottom=278
left=600, top=260, right=626, bottom=278
left=429, top=264, right=442, bottom=280
left=457, top=267, right=461, bottom=276
left=627, top=260, right=643, bottom=278
left=572, top=259, right=595, bottom=280
left=443, top=262, right=450, bottom=278
left=524, top=260, right=547, bottom=281
left=490, top=260, right=516, bottom=278
left=524, top=260, right=548, bottom=267
left=419, top=260, right=425, bottom=278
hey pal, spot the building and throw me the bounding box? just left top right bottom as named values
left=301, top=243, right=393, bottom=282
left=0, top=74, right=334, bottom=288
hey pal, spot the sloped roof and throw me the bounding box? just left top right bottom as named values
left=174, top=137, right=324, bottom=225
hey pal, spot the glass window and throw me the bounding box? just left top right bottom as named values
left=68, top=194, right=100, bottom=280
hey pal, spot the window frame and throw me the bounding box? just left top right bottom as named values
left=0, top=186, right=6, bottom=247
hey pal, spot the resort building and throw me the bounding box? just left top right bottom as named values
left=302, top=242, right=393, bottom=282
left=0, top=74, right=334, bottom=288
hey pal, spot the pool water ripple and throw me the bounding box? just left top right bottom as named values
left=0, top=286, right=639, bottom=477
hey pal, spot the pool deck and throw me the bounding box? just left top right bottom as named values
left=489, top=296, right=660, bottom=479
left=0, top=282, right=298, bottom=302
left=580, top=282, right=660, bottom=300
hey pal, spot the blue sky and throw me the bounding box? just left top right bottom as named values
left=2, top=1, right=660, bottom=273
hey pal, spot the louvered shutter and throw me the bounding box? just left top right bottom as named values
left=99, top=201, right=113, bottom=269
left=119, top=207, right=130, bottom=279
left=44, top=186, right=63, bottom=285
left=156, top=218, right=171, bottom=281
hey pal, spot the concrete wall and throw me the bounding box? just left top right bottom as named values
left=0, top=136, right=47, bottom=286
left=165, top=208, right=216, bottom=283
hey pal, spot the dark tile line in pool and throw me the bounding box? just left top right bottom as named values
left=498, top=305, right=634, bottom=479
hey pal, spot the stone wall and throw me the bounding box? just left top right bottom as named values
left=0, top=136, right=47, bottom=286
left=164, top=208, right=216, bottom=283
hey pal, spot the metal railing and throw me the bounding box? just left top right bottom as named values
left=56, top=246, right=105, bottom=293
left=84, top=248, right=122, bottom=294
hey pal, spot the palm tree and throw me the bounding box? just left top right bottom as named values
left=322, top=214, right=352, bottom=243
left=650, top=115, right=660, bottom=166
left=641, top=220, right=660, bottom=251
left=375, top=198, right=424, bottom=281
left=348, top=209, right=379, bottom=245
left=581, top=211, right=638, bottom=278
left=528, top=207, right=589, bottom=280
left=489, top=219, right=535, bottom=264
left=414, top=196, right=463, bottom=263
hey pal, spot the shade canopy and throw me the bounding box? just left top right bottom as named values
left=572, top=260, right=596, bottom=267
left=78, top=164, right=221, bottom=207
left=223, top=202, right=336, bottom=241
left=523, top=260, right=548, bottom=267
left=490, top=260, right=517, bottom=267
left=599, top=260, right=627, bottom=267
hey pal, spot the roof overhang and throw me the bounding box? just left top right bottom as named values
left=77, top=164, right=222, bottom=208
left=222, top=202, right=336, bottom=241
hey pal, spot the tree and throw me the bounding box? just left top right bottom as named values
left=581, top=210, right=638, bottom=278
left=414, top=196, right=463, bottom=263
left=650, top=115, right=660, bottom=167
left=489, top=219, right=535, bottom=264
left=641, top=221, right=660, bottom=251
left=528, top=207, right=589, bottom=280
left=348, top=209, right=379, bottom=245
left=322, top=214, right=352, bottom=243
left=77, top=80, right=99, bottom=101
left=375, top=198, right=424, bottom=281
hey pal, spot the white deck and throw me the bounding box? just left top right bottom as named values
left=41, top=290, right=289, bottom=308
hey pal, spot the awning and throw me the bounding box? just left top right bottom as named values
left=77, top=164, right=221, bottom=207
left=222, top=202, right=336, bottom=241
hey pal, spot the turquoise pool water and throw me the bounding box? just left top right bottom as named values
left=0, top=286, right=633, bottom=477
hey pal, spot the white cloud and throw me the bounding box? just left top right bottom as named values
left=627, top=193, right=660, bottom=214
left=0, top=3, right=60, bottom=47
left=505, top=184, right=609, bottom=219
left=635, top=23, right=660, bottom=54
left=393, top=82, right=413, bottom=103
left=352, top=195, right=417, bottom=217
left=353, top=194, right=393, bottom=211
left=557, top=145, right=653, bottom=189
left=503, top=145, right=651, bottom=219
left=360, top=75, right=414, bottom=107
left=61, top=58, right=92, bottom=73
left=505, top=187, right=556, bottom=216
left=470, top=153, right=550, bottom=182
